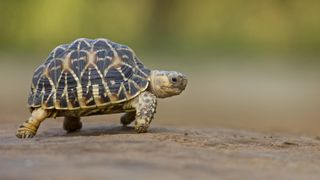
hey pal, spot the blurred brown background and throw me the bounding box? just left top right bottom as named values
left=1, top=0, right=320, bottom=135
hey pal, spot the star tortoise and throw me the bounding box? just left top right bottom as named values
left=16, top=38, right=187, bottom=138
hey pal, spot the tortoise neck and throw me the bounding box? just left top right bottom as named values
left=148, top=70, right=167, bottom=98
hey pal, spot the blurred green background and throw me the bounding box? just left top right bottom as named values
left=1, top=0, right=320, bottom=56
left=1, top=0, right=320, bottom=135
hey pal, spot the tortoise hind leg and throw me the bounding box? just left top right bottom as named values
left=16, top=108, right=50, bottom=138
left=120, top=111, right=136, bottom=127
left=63, top=117, right=82, bottom=133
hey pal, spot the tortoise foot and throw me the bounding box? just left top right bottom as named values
left=135, top=125, right=149, bottom=133
left=63, top=117, right=82, bottom=133
left=16, top=127, right=37, bottom=139
left=134, top=119, right=149, bottom=133
left=120, top=112, right=136, bottom=127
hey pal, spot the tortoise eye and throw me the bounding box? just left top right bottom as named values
left=171, top=77, right=177, bottom=83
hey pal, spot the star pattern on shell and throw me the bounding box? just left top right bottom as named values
left=28, top=38, right=151, bottom=110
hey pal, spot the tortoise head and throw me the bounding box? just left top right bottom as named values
left=149, top=70, right=188, bottom=98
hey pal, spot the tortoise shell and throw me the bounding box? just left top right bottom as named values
left=28, top=38, right=151, bottom=110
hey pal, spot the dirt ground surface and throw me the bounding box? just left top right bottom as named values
left=1, top=121, right=320, bottom=180
left=1, top=61, right=320, bottom=179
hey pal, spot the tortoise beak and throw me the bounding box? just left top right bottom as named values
left=179, top=74, right=188, bottom=90
left=182, top=78, right=188, bottom=89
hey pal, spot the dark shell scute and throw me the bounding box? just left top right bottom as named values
left=55, top=73, right=66, bottom=100
left=98, top=85, right=110, bottom=103
left=96, top=59, right=112, bottom=75
left=41, top=77, right=52, bottom=101
left=117, top=49, right=135, bottom=67
left=68, top=90, right=79, bottom=107
left=105, top=67, right=123, bottom=95
left=46, top=93, right=54, bottom=107
left=79, top=41, right=90, bottom=49
left=118, top=88, right=126, bottom=100
left=135, top=57, right=145, bottom=69
left=89, top=68, right=104, bottom=86
left=93, top=40, right=111, bottom=50
left=139, top=78, right=148, bottom=88
left=129, top=82, right=139, bottom=96
left=55, top=71, right=78, bottom=108
left=71, top=56, right=87, bottom=78
left=108, top=83, right=121, bottom=95
left=32, top=91, right=42, bottom=106
left=96, top=50, right=106, bottom=59
left=124, top=81, right=130, bottom=92
left=132, top=75, right=148, bottom=89
left=28, top=92, right=34, bottom=106
left=80, top=69, right=90, bottom=91
left=121, top=64, right=133, bottom=79
left=68, top=39, right=91, bottom=50
left=68, top=43, right=78, bottom=50
left=141, top=68, right=151, bottom=76
left=54, top=46, right=67, bottom=58
left=48, top=60, right=63, bottom=85
left=105, top=67, right=124, bottom=83
left=30, top=75, right=49, bottom=107
left=60, top=96, right=68, bottom=108
left=32, top=65, right=45, bottom=86
left=85, top=86, right=95, bottom=106
left=70, top=51, right=79, bottom=59
left=136, top=69, right=148, bottom=79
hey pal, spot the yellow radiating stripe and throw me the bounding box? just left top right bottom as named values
left=54, top=100, right=61, bottom=109
left=91, top=63, right=111, bottom=101
left=64, top=73, right=74, bottom=109
left=92, top=84, right=102, bottom=106
left=77, top=86, right=86, bottom=108
left=43, top=68, right=56, bottom=107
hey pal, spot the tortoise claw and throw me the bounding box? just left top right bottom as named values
left=16, top=128, right=36, bottom=139
left=134, top=123, right=149, bottom=133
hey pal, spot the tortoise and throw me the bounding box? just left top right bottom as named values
left=16, top=38, right=187, bottom=138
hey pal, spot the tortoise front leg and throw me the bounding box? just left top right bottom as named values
left=16, top=108, right=50, bottom=138
left=125, top=92, right=157, bottom=133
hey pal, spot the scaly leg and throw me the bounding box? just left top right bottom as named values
left=16, top=108, right=50, bottom=138
left=125, top=91, right=157, bottom=133
left=63, top=117, right=82, bottom=133
left=120, top=111, right=136, bottom=127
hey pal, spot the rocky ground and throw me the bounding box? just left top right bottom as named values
left=1, top=121, right=320, bottom=180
